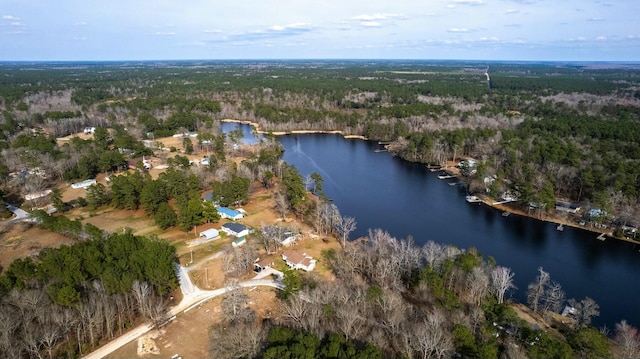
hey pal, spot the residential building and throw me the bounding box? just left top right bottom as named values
left=221, top=222, right=250, bottom=237
left=218, top=207, right=244, bottom=220
left=281, top=250, right=316, bottom=272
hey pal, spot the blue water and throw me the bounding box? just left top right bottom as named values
left=223, top=122, right=640, bottom=329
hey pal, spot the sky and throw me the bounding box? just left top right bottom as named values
left=1, top=0, right=639, bottom=62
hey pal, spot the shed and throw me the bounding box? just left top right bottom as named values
left=199, top=228, right=220, bottom=240
left=232, top=236, right=247, bottom=248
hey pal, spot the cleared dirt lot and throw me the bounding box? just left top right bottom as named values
left=0, top=221, right=76, bottom=271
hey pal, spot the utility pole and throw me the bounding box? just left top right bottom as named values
left=190, top=250, right=193, bottom=264
left=205, top=268, right=209, bottom=288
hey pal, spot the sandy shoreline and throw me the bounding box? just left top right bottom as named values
left=220, top=118, right=637, bottom=246
left=220, top=119, right=367, bottom=140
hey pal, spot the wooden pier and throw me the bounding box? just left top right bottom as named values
left=597, top=233, right=606, bottom=241
left=438, top=174, right=456, bottom=179
left=557, top=224, right=564, bottom=231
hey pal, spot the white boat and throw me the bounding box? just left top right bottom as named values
left=557, top=224, right=564, bottom=231
left=466, top=195, right=482, bottom=203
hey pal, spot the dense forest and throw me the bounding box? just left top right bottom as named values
left=1, top=60, right=640, bottom=358
left=1, top=60, right=639, bottom=230
left=0, top=227, right=178, bottom=358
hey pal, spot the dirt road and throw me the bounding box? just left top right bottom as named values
left=81, top=265, right=282, bottom=359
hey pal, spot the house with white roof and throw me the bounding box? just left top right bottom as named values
left=199, top=228, right=220, bottom=240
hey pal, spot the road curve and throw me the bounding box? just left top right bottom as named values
left=81, top=274, right=282, bottom=359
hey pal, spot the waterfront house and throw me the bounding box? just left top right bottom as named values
left=281, top=250, right=316, bottom=272
left=218, top=207, right=244, bottom=220
left=555, top=200, right=581, bottom=214
left=221, top=222, right=250, bottom=237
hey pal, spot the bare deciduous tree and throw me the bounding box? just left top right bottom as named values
left=542, top=281, right=565, bottom=314
left=568, top=297, right=600, bottom=328
left=614, top=320, right=640, bottom=359
left=335, top=215, right=357, bottom=247
left=526, top=267, right=550, bottom=313
left=132, top=280, right=152, bottom=319
left=491, top=266, right=516, bottom=304
left=221, top=280, right=254, bottom=324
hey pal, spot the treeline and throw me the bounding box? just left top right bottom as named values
left=207, top=229, right=639, bottom=359
left=0, top=228, right=178, bottom=358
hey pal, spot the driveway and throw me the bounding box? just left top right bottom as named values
left=1, top=203, right=31, bottom=225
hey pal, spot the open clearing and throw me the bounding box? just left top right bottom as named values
left=0, top=221, right=76, bottom=271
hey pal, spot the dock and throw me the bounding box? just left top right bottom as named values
left=597, top=233, right=606, bottom=241
left=502, top=211, right=511, bottom=217
left=557, top=224, right=564, bottom=231
left=438, top=174, right=456, bottom=179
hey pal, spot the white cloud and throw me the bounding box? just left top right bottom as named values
left=352, top=13, right=404, bottom=21
left=217, top=23, right=316, bottom=44
left=596, top=36, right=607, bottom=41
left=204, top=29, right=222, bottom=34
left=505, top=9, right=519, bottom=14
left=449, top=0, right=485, bottom=6
left=2, top=15, right=20, bottom=20
left=155, top=32, right=176, bottom=36
left=587, top=17, right=604, bottom=21
left=448, top=28, right=469, bottom=33
left=360, top=21, right=382, bottom=27
left=74, top=21, right=87, bottom=26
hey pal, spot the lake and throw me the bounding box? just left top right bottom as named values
left=223, top=122, right=640, bottom=329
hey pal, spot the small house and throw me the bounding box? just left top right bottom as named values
left=282, top=250, right=316, bottom=272
left=202, top=191, right=215, bottom=203
left=232, top=236, right=247, bottom=248
left=199, top=228, right=220, bottom=240
left=200, top=157, right=210, bottom=166
left=556, top=201, right=581, bottom=214
left=221, top=222, right=250, bottom=237
left=280, top=232, right=300, bottom=246
left=71, top=179, right=97, bottom=189
left=218, top=207, right=244, bottom=221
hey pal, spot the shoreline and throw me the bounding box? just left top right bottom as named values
left=220, top=119, right=638, bottom=246
left=220, top=119, right=368, bottom=140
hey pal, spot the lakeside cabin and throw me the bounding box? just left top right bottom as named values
left=556, top=200, right=581, bottom=214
